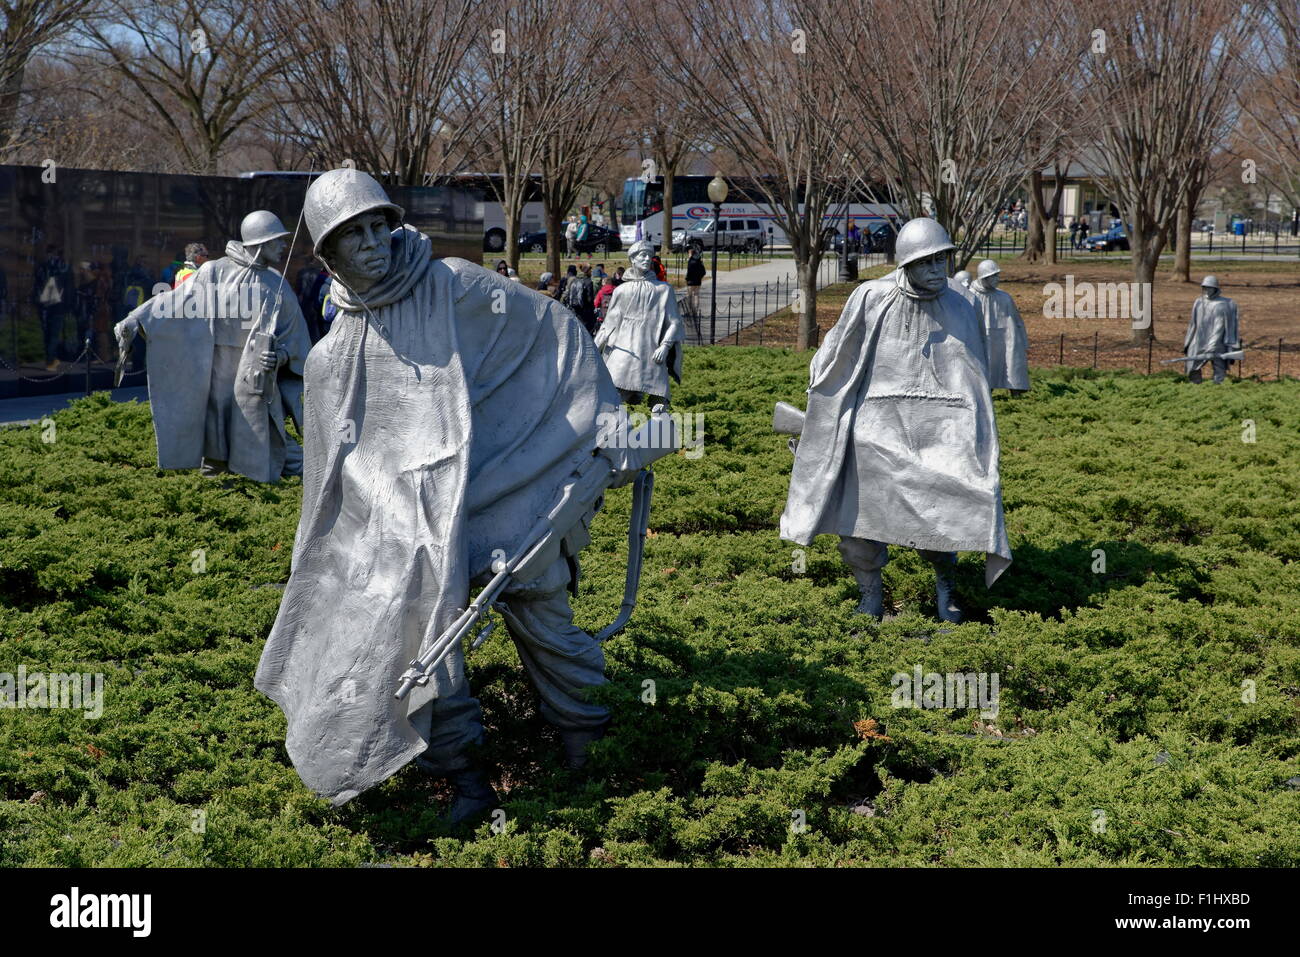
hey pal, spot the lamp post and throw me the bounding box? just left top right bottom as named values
left=707, top=174, right=728, bottom=343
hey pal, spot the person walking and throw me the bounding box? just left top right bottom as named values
left=576, top=214, right=591, bottom=260
left=562, top=263, right=597, bottom=335
left=565, top=215, right=579, bottom=258
left=685, top=247, right=706, bottom=318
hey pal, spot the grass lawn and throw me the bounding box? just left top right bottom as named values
left=1, top=349, right=1298, bottom=866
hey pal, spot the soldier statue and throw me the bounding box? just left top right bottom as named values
left=969, top=259, right=1029, bottom=394
left=1182, top=275, right=1240, bottom=384
left=777, top=218, right=1011, bottom=623
left=593, top=239, right=684, bottom=408
left=254, top=170, right=675, bottom=823
left=114, top=211, right=310, bottom=482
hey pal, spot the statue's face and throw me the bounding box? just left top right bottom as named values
left=326, top=211, right=392, bottom=287
left=1203, top=285, right=1219, bottom=299
left=258, top=237, right=287, bottom=264
left=629, top=247, right=653, bottom=273
left=981, top=273, right=999, bottom=290
left=904, top=250, right=948, bottom=294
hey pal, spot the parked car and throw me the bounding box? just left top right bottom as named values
left=824, top=222, right=897, bottom=254
left=1081, top=224, right=1130, bottom=252
left=517, top=224, right=622, bottom=254
left=673, top=217, right=767, bottom=253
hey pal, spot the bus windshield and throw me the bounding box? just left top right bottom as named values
left=621, top=178, right=663, bottom=223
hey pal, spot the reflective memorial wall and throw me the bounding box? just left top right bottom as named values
left=0, top=165, right=481, bottom=399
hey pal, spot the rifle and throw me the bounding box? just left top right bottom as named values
left=773, top=400, right=805, bottom=453
left=1161, top=349, right=1244, bottom=365
left=394, top=408, right=677, bottom=701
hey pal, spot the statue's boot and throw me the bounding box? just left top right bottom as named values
left=852, top=567, right=885, bottom=620
left=445, top=768, right=499, bottom=826
left=930, top=556, right=963, bottom=623
left=561, top=722, right=608, bottom=770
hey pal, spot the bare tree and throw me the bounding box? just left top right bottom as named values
left=265, top=0, right=478, bottom=183
left=528, top=0, right=627, bottom=278
left=10, top=53, right=177, bottom=170
left=622, top=20, right=713, bottom=250
left=810, top=0, right=1076, bottom=271
left=1238, top=1, right=1300, bottom=214
left=650, top=0, right=855, bottom=350
left=76, top=0, right=290, bottom=174
left=1075, top=0, right=1258, bottom=341
left=458, top=0, right=598, bottom=270
left=0, top=0, right=98, bottom=155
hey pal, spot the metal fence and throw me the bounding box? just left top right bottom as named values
left=676, top=254, right=889, bottom=345
left=976, top=228, right=1300, bottom=260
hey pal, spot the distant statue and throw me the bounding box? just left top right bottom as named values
left=953, top=269, right=972, bottom=290
left=114, top=211, right=310, bottom=483
left=593, top=239, right=684, bottom=408
left=777, top=218, right=1011, bottom=623
left=969, top=259, right=1029, bottom=394
left=1182, top=275, right=1240, bottom=384
left=254, top=170, right=677, bottom=822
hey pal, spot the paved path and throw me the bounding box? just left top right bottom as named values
left=681, top=254, right=884, bottom=344
left=0, top=385, right=148, bottom=427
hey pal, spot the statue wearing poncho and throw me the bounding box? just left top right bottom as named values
left=1182, top=277, right=1239, bottom=384
left=254, top=179, right=641, bottom=810
left=113, top=231, right=310, bottom=483
left=779, top=219, right=1011, bottom=621
left=969, top=260, right=1029, bottom=393
left=594, top=240, right=684, bottom=406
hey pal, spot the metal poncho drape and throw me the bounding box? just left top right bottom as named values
left=121, top=240, right=310, bottom=482
left=969, top=280, right=1030, bottom=391
left=595, top=275, right=684, bottom=396
left=254, top=227, right=622, bottom=805
left=1182, top=296, right=1239, bottom=375
left=779, top=268, right=1012, bottom=587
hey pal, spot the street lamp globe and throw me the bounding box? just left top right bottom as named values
left=707, top=175, right=729, bottom=205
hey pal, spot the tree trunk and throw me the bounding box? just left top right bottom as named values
left=1171, top=183, right=1194, bottom=282
left=660, top=169, right=674, bottom=252
left=1130, top=231, right=1163, bottom=343
left=795, top=253, right=820, bottom=351
left=1021, top=172, right=1047, bottom=262
left=545, top=202, right=564, bottom=281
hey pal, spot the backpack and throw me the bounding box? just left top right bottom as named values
left=39, top=276, right=63, bottom=306
left=563, top=276, right=592, bottom=311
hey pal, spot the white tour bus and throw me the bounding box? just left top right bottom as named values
left=619, top=174, right=902, bottom=250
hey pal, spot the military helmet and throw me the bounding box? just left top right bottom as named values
left=976, top=259, right=1001, bottom=280
left=304, top=168, right=404, bottom=258
left=627, top=239, right=655, bottom=260
left=953, top=270, right=972, bottom=286
left=895, top=217, right=956, bottom=267
left=1201, top=275, right=1220, bottom=289
left=240, top=210, right=290, bottom=247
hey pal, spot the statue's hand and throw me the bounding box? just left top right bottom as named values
left=652, top=343, right=670, bottom=364
left=113, top=319, right=136, bottom=355
left=259, top=349, right=279, bottom=372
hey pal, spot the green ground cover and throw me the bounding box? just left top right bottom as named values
left=1, top=348, right=1297, bottom=866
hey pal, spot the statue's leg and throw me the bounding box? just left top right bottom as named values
left=919, top=549, right=962, bottom=623
left=413, top=655, right=493, bottom=824
left=281, top=434, right=304, bottom=478
left=838, top=536, right=888, bottom=619
left=199, top=458, right=228, bottom=477
left=1187, top=362, right=1204, bottom=383
left=498, top=556, right=610, bottom=769
left=1211, top=356, right=1228, bottom=384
